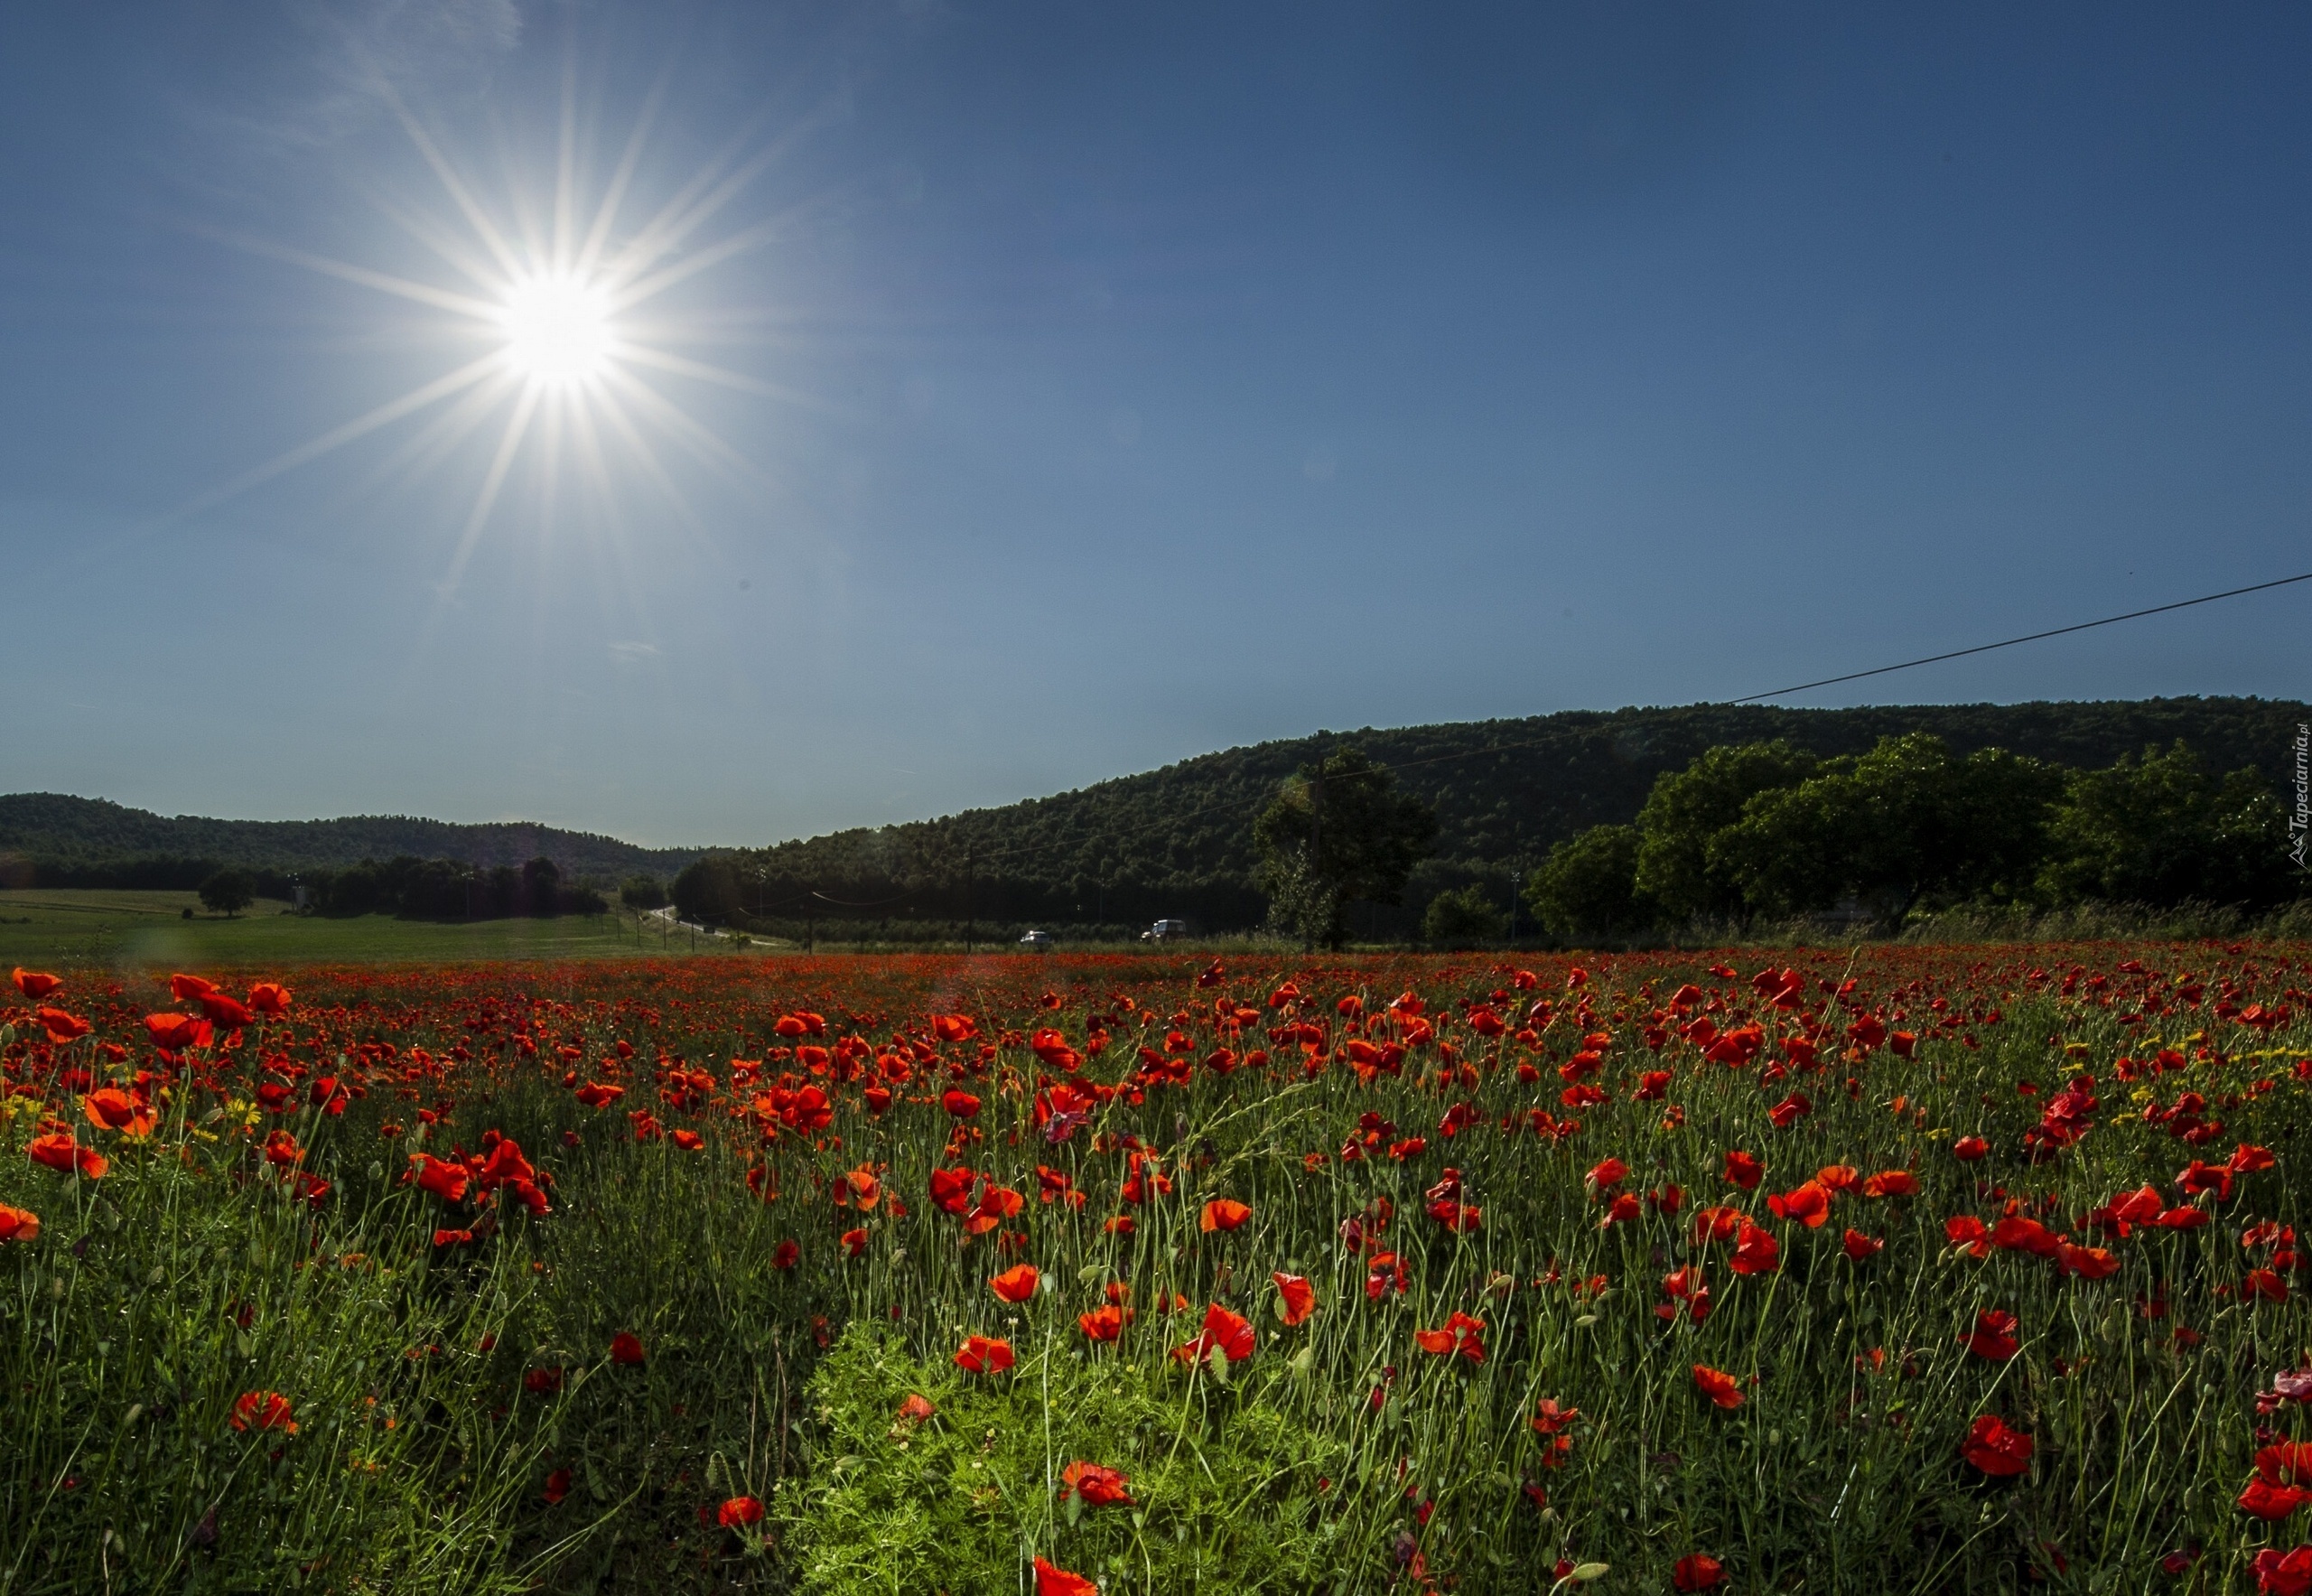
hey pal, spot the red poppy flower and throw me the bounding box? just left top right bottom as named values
left=1692, top=1365, right=1744, bottom=1409
left=144, top=1013, right=208, bottom=1052
left=897, top=1392, right=937, bottom=1423
left=716, top=1496, right=766, bottom=1528
left=408, top=1154, right=470, bottom=1203
left=1720, top=1151, right=1764, bottom=1190
left=1860, top=1170, right=1918, bottom=1199
left=955, top=1334, right=1015, bottom=1375
left=1965, top=1310, right=2020, bottom=1361
left=1962, top=1414, right=2032, bottom=1477
left=1767, top=1092, right=1813, bottom=1129
left=769, top=1239, right=800, bottom=1271
left=574, top=1082, right=624, bottom=1107
left=0, top=1205, right=41, bottom=1245
left=1586, top=1156, right=1628, bottom=1190
left=1199, top=1199, right=1252, bottom=1233
left=1171, top=1302, right=1255, bottom=1366
left=1673, top=1553, right=1726, bottom=1591
left=433, top=1227, right=473, bottom=1246
left=199, top=992, right=254, bottom=1030
left=2055, top=1242, right=2119, bottom=1280
left=231, top=1391, right=297, bottom=1433
left=2240, top=1477, right=2312, bottom=1521
left=2233, top=1143, right=2278, bottom=1174
left=1841, top=1227, right=1883, bottom=1261
left=246, top=982, right=292, bottom=1015
left=543, top=1468, right=571, bottom=1504
left=12, top=968, right=61, bottom=1000
left=524, top=1367, right=566, bottom=1395
left=2254, top=1546, right=2312, bottom=1595
left=1413, top=1311, right=1487, bottom=1363
left=2157, top=1206, right=2210, bottom=1230
left=1729, top=1220, right=1780, bottom=1275
left=36, top=1007, right=90, bottom=1044
left=27, top=1132, right=106, bottom=1180
left=1944, top=1215, right=1990, bottom=1257
left=1692, top=1205, right=1742, bottom=1243
left=941, top=1089, right=982, bottom=1119
left=1058, top=1461, right=1134, bottom=1507
left=261, top=1129, right=302, bottom=1168
left=2257, top=1442, right=2312, bottom=1487
left=1598, top=1190, right=1644, bottom=1229
left=81, top=1087, right=157, bottom=1138
left=169, top=973, right=216, bottom=1002
left=1953, top=1135, right=1990, bottom=1162
left=931, top=1014, right=978, bottom=1043
left=839, top=1227, right=867, bottom=1258
left=610, top=1333, right=646, bottom=1365
left=1767, top=1181, right=1832, bottom=1229
left=1272, top=1272, right=1317, bottom=1326
left=991, top=1265, right=1040, bottom=1302
left=1033, top=1558, right=1097, bottom=1596
left=1079, top=1304, right=1127, bottom=1341
left=1990, top=1217, right=2058, bottom=1257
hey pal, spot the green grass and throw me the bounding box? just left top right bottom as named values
left=0, top=892, right=736, bottom=969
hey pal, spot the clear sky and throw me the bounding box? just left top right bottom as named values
left=2, top=3, right=2307, bottom=847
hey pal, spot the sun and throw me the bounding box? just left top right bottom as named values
left=499, top=274, right=612, bottom=387
left=175, top=64, right=806, bottom=589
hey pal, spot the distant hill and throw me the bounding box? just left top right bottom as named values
left=12, top=696, right=2305, bottom=930
left=0, top=794, right=701, bottom=885
left=676, top=695, right=2312, bottom=935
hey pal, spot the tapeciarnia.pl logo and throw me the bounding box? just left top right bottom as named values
left=2291, top=722, right=2308, bottom=871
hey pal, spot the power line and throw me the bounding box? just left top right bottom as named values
left=714, top=568, right=2312, bottom=899
left=1729, top=571, right=2312, bottom=704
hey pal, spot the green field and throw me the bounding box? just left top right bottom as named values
left=0, top=891, right=738, bottom=969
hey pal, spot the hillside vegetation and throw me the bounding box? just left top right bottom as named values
left=0, top=794, right=700, bottom=887
left=672, top=696, right=2310, bottom=936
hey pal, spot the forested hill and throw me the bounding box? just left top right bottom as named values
left=676, top=696, right=2312, bottom=932
left=0, top=794, right=700, bottom=883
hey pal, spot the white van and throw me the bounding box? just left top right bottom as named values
left=1141, top=919, right=1189, bottom=943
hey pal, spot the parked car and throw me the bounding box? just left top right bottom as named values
left=1019, top=929, right=1053, bottom=950
left=1140, top=919, right=1189, bottom=943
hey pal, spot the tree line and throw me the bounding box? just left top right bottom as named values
left=1524, top=733, right=2300, bottom=941
left=297, top=855, right=608, bottom=920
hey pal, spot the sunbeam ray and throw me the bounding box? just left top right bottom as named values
left=162, top=352, right=505, bottom=524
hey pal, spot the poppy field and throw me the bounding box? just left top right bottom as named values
left=4, top=945, right=2311, bottom=1595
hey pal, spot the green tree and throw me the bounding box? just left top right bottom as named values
left=620, top=875, right=669, bottom=910
left=1713, top=734, right=2065, bottom=921
left=2040, top=741, right=2291, bottom=909
left=198, top=868, right=256, bottom=918
left=1525, top=823, right=1652, bottom=941
left=1633, top=741, right=1819, bottom=921
left=1422, top=883, right=1506, bottom=947
left=1254, top=746, right=1439, bottom=947
left=520, top=856, right=561, bottom=916
left=673, top=854, right=744, bottom=924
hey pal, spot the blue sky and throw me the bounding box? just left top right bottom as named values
left=2, top=3, right=2307, bottom=847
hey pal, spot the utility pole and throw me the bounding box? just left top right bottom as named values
left=964, top=844, right=974, bottom=954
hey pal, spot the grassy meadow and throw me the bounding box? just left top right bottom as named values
left=3, top=946, right=2309, bottom=1594
left=0, top=891, right=722, bottom=970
